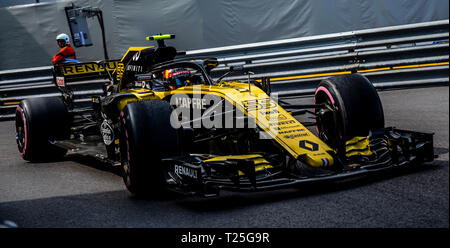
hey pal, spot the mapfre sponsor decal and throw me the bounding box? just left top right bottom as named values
left=173, top=96, right=208, bottom=110
left=283, top=133, right=309, bottom=139
left=61, top=61, right=118, bottom=76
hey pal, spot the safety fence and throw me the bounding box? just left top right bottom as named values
left=0, top=19, right=448, bottom=120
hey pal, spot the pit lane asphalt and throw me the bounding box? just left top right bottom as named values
left=0, top=86, right=448, bottom=228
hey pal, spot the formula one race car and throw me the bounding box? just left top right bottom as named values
left=15, top=34, right=435, bottom=197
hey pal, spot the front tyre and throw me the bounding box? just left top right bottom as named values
left=119, top=100, right=181, bottom=197
left=314, top=74, right=384, bottom=153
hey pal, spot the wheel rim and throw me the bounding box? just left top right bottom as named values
left=15, top=107, right=27, bottom=155
left=316, top=101, right=340, bottom=149
left=314, top=88, right=343, bottom=151
left=120, top=111, right=133, bottom=188
left=16, top=121, right=25, bottom=151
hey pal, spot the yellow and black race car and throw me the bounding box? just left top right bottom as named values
left=15, top=35, right=435, bottom=197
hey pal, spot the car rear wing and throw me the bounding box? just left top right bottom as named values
left=52, top=60, right=119, bottom=108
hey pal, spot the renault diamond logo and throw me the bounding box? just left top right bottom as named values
left=132, top=51, right=141, bottom=61
left=299, top=140, right=319, bottom=151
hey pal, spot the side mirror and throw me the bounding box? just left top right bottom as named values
left=252, top=77, right=271, bottom=95
left=261, top=77, right=271, bottom=95
left=215, top=65, right=245, bottom=84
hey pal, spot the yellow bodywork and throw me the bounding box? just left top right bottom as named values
left=120, top=46, right=154, bottom=62
left=204, top=154, right=273, bottom=176
left=116, top=82, right=335, bottom=168
left=116, top=88, right=160, bottom=110
left=59, top=61, right=119, bottom=76
left=61, top=45, right=336, bottom=168
left=345, top=136, right=373, bottom=157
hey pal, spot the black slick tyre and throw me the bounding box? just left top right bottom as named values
left=314, top=74, right=384, bottom=152
left=15, top=97, right=70, bottom=162
left=119, top=100, right=181, bottom=197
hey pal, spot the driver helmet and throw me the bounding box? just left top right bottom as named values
left=164, top=68, right=190, bottom=89
left=56, top=33, right=70, bottom=46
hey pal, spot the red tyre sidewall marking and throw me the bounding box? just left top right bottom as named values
left=315, top=86, right=336, bottom=106
left=314, top=86, right=343, bottom=151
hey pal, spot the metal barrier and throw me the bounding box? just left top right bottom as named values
left=0, top=19, right=448, bottom=120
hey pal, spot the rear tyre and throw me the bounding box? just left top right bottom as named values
left=119, top=100, right=181, bottom=197
left=314, top=74, right=384, bottom=152
left=15, top=97, right=70, bottom=162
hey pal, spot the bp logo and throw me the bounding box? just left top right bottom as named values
left=299, top=140, right=319, bottom=151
